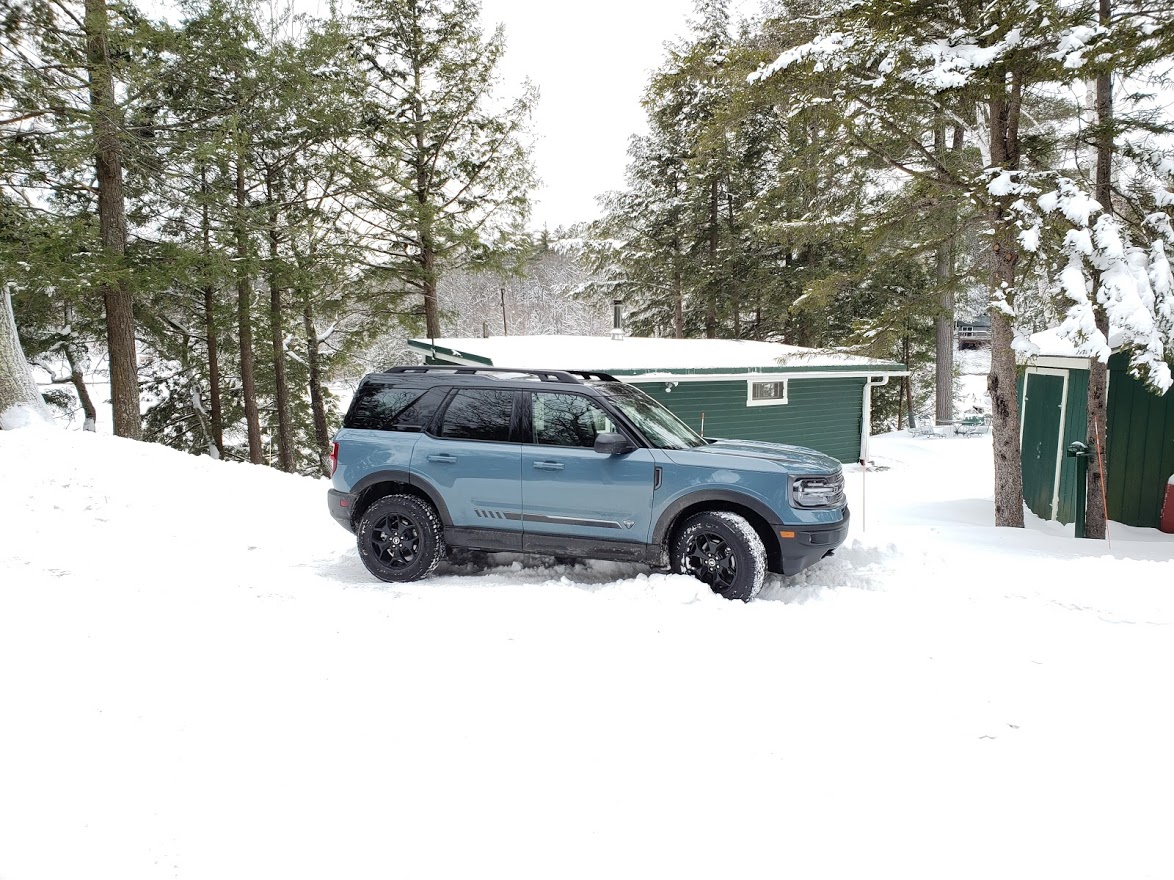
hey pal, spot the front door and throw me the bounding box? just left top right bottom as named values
left=521, top=391, right=657, bottom=549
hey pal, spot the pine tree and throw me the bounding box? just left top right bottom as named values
left=2, top=0, right=147, bottom=437
left=748, top=0, right=1103, bottom=527
left=351, top=0, right=536, bottom=339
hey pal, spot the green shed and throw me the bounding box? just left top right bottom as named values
left=407, top=335, right=907, bottom=464
left=1018, top=329, right=1174, bottom=530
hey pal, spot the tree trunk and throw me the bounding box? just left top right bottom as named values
left=933, top=114, right=956, bottom=423
left=84, top=0, right=140, bottom=440
left=0, top=287, right=53, bottom=427
left=1084, top=0, right=1113, bottom=540
left=904, top=334, right=915, bottom=428
left=236, top=159, right=263, bottom=464
left=987, top=70, right=1026, bottom=528
left=673, top=263, right=684, bottom=339
left=303, top=292, right=332, bottom=476
left=706, top=175, right=719, bottom=338
left=421, top=237, right=439, bottom=338
left=727, top=192, right=741, bottom=338
left=266, top=170, right=294, bottom=472
left=934, top=242, right=956, bottom=423
left=65, top=344, right=97, bottom=431
left=412, top=46, right=442, bottom=340
left=201, top=167, right=224, bottom=457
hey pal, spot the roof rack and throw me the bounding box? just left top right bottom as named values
left=564, top=369, right=620, bottom=382
left=384, top=365, right=590, bottom=384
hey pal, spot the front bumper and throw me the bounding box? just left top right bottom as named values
left=328, top=489, right=357, bottom=533
left=774, top=508, right=850, bottom=576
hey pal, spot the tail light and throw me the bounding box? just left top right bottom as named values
left=329, top=441, right=339, bottom=477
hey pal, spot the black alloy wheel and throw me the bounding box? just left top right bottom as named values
left=370, top=512, right=421, bottom=568
left=682, top=529, right=738, bottom=591
left=671, top=511, right=766, bottom=601
left=357, top=494, right=444, bottom=583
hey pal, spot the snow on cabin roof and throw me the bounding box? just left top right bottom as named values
left=1016, top=327, right=1128, bottom=360
left=406, top=335, right=906, bottom=375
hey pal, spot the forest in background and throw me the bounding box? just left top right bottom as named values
left=2, top=0, right=536, bottom=472
left=3, top=0, right=1174, bottom=534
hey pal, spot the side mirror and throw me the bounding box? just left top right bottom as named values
left=594, top=432, right=635, bottom=455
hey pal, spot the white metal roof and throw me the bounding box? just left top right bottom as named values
left=407, top=335, right=905, bottom=374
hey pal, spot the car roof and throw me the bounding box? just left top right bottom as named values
left=361, top=366, right=620, bottom=391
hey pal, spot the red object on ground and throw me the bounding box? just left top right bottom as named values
left=1161, top=478, right=1174, bottom=534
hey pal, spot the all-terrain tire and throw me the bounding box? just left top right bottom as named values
left=671, top=511, right=766, bottom=601
left=357, top=494, right=445, bottom=583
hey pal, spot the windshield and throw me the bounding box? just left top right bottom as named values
left=600, top=383, right=707, bottom=449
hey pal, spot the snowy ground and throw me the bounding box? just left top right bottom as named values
left=1, top=424, right=1172, bottom=880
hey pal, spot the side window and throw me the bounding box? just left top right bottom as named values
left=532, top=392, right=616, bottom=447
left=345, top=384, right=446, bottom=431
left=438, top=389, right=516, bottom=442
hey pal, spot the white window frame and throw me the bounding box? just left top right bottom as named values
left=746, top=378, right=789, bottom=407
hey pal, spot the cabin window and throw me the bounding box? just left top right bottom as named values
left=747, top=379, right=789, bottom=407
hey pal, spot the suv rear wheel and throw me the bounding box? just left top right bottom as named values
left=672, top=511, right=766, bottom=601
left=357, top=495, right=444, bottom=583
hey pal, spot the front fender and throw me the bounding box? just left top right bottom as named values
left=650, top=488, right=781, bottom=547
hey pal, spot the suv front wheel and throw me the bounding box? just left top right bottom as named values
left=357, top=495, right=445, bottom=583
left=672, top=511, right=767, bottom=601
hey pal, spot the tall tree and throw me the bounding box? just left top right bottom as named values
left=1058, top=0, right=1174, bottom=538
left=2, top=0, right=146, bottom=437
left=352, top=0, right=535, bottom=338
left=84, top=0, right=141, bottom=438
left=749, top=0, right=1093, bottom=526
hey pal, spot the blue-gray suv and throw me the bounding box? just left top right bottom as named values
left=328, top=366, right=849, bottom=600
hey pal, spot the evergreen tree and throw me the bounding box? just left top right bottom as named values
left=1, top=0, right=149, bottom=437
left=749, top=0, right=1106, bottom=527
left=351, top=0, right=536, bottom=339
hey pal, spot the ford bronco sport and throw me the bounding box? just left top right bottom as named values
left=328, top=366, right=849, bottom=600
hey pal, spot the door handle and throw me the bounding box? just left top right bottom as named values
left=533, top=460, right=564, bottom=471
left=427, top=454, right=457, bottom=464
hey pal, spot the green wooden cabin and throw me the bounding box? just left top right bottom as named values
left=1018, top=336, right=1174, bottom=530
left=407, top=335, right=907, bottom=464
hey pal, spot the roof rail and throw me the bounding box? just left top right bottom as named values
left=384, top=365, right=587, bottom=384
left=564, top=369, right=620, bottom=382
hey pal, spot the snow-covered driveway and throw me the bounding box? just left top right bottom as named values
left=1, top=427, right=1171, bottom=879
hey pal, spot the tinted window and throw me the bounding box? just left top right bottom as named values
left=345, top=384, right=445, bottom=431
left=532, top=392, right=616, bottom=447
left=438, top=389, right=516, bottom=442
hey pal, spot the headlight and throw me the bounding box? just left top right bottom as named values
left=791, top=473, right=845, bottom=508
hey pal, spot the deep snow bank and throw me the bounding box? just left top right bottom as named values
left=1, top=428, right=1172, bottom=880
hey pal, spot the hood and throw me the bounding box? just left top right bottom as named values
left=691, top=438, right=843, bottom=473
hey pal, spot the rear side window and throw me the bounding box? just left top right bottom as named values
left=345, top=384, right=444, bottom=431
left=438, top=389, right=516, bottom=442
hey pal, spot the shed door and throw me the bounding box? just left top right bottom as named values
left=1021, top=372, right=1066, bottom=520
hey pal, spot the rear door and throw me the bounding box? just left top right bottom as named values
left=520, top=391, right=657, bottom=547
left=410, top=387, right=524, bottom=548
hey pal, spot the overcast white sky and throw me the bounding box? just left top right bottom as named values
left=478, top=0, right=697, bottom=231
